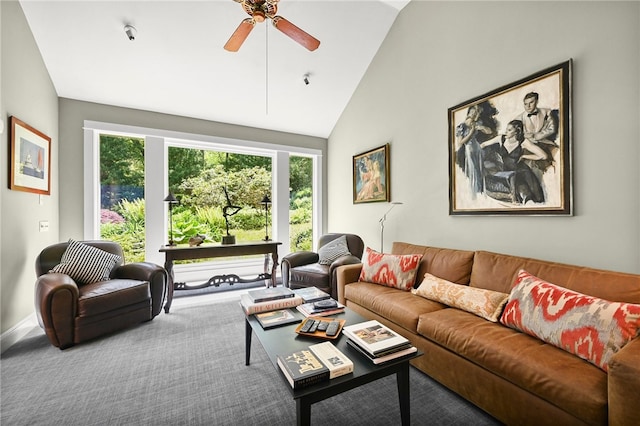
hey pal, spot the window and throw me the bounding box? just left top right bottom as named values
left=84, top=121, right=322, bottom=283
left=99, top=134, right=146, bottom=262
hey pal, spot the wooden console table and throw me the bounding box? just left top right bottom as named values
left=160, top=241, right=281, bottom=313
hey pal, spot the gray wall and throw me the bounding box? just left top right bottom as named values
left=1, top=1, right=60, bottom=336
left=328, top=1, right=640, bottom=274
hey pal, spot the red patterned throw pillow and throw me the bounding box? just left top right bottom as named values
left=500, top=270, right=640, bottom=371
left=358, top=247, right=423, bottom=291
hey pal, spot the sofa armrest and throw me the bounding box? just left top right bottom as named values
left=336, top=263, right=363, bottom=305
left=281, top=251, right=320, bottom=288
left=608, top=337, right=640, bottom=425
left=282, top=251, right=319, bottom=268
left=113, top=262, right=167, bottom=317
left=34, top=273, right=79, bottom=349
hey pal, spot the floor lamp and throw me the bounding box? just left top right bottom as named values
left=164, top=193, right=179, bottom=246
left=379, top=202, right=403, bottom=252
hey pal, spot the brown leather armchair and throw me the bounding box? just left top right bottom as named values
left=35, top=240, right=167, bottom=349
left=281, top=233, right=365, bottom=299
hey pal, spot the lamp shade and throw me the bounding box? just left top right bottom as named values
left=164, top=193, right=179, bottom=204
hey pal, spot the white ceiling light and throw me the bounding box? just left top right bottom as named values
left=124, top=25, right=136, bottom=41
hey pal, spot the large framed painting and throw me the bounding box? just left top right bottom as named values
left=353, top=143, right=390, bottom=204
left=9, top=116, right=52, bottom=195
left=448, top=60, right=572, bottom=215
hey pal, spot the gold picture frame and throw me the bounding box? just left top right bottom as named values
left=353, top=143, right=390, bottom=204
left=9, top=116, right=51, bottom=195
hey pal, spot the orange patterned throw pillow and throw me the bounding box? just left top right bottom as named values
left=358, top=247, right=422, bottom=291
left=500, top=269, right=640, bottom=371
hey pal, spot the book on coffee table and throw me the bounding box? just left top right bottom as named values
left=239, top=293, right=303, bottom=315
left=346, top=339, right=417, bottom=365
left=309, top=341, right=354, bottom=379
left=342, top=320, right=411, bottom=357
left=254, top=309, right=302, bottom=329
left=276, top=349, right=330, bottom=390
left=248, top=286, right=295, bottom=303
left=292, top=287, right=331, bottom=303
left=296, top=300, right=345, bottom=317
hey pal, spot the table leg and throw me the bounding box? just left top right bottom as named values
left=245, top=317, right=252, bottom=366
left=397, top=363, right=411, bottom=426
left=270, top=250, right=279, bottom=288
left=296, top=397, right=311, bottom=426
left=164, top=258, right=174, bottom=313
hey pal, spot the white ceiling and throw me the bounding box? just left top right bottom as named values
left=19, top=0, right=410, bottom=138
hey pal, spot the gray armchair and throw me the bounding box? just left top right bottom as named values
left=281, top=233, right=365, bottom=299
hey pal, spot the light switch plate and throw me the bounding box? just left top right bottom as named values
left=39, top=221, right=49, bottom=232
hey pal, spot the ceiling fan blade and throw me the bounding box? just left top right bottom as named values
left=224, top=19, right=255, bottom=52
left=272, top=16, right=320, bottom=51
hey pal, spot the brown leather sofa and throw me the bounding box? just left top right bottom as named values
left=35, top=240, right=167, bottom=349
left=337, top=242, right=640, bottom=425
left=282, top=233, right=364, bottom=299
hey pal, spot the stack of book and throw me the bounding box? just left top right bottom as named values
left=342, top=320, right=417, bottom=364
left=296, top=298, right=345, bottom=317
left=276, top=341, right=353, bottom=389
left=240, top=287, right=303, bottom=315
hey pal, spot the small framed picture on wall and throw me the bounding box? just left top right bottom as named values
left=9, top=116, right=52, bottom=195
left=353, top=144, right=390, bottom=204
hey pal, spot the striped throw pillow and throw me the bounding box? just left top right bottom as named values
left=318, top=235, right=352, bottom=265
left=50, top=240, right=121, bottom=285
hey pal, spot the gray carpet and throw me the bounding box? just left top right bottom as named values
left=1, top=298, right=501, bottom=426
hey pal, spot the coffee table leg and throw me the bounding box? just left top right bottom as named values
left=397, top=363, right=410, bottom=426
left=245, top=317, right=252, bottom=366
left=296, top=398, right=311, bottom=426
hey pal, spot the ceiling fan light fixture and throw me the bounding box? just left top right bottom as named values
left=225, top=0, right=320, bottom=52
left=253, top=10, right=266, bottom=22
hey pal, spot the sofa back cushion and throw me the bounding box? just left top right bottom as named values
left=391, top=242, right=475, bottom=287
left=471, top=251, right=640, bottom=304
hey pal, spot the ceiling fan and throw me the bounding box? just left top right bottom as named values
left=224, top=0, right=321, bottom=52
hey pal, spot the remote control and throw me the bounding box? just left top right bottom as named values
left=300, top=318, right=314, bottom=333
left=308, top=319, right=320, bottom=333
left=317, top=321, right=329, bottom=332
left=325, top=321, right=340, bottom=337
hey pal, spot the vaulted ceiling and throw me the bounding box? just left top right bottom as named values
left=19, top=0, right=410, bottom=138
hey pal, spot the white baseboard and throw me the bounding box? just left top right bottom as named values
left=1, top=313, right=39, bottom=354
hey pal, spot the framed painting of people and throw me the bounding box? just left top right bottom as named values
left=353, top=143, right=390, bottom=204
left=9, top=116, right=52, bottom=195
left=448, top=60, right=572, bottom=215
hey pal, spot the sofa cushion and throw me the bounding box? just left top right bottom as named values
left=358, top=247, right=422, bottom=291
left=414, top=273, right=509, bottom=322
left=416, top=308, right=607, bottom=424
left=345, top=281, right=444, bottom=334
left=78, top=278, right=150, bottom=317
left=500, top=270, right=640, bottom=371
left=50, top=239, right=121, bottom=285
left=318, top=235, right=351, bottom=265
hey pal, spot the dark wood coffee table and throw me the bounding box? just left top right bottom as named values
left=245, top=307, right=421, bottom=426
